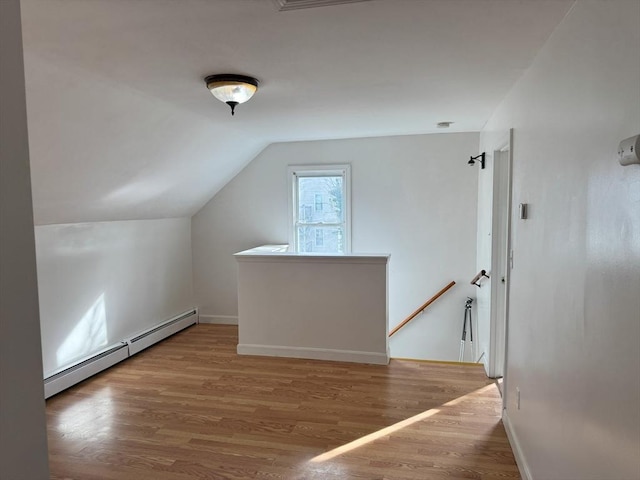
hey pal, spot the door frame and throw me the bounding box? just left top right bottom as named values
left=486, top=129, right=513, bottom=382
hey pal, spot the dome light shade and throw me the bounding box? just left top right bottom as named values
left=205, top=74, right=259, bottom=115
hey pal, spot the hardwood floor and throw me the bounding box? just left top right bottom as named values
left=46, top=325, right=520, bottom=479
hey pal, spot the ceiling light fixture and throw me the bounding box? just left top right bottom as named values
left=205, top=74, right=259, bottom=116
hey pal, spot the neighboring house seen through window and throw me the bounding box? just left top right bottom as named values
left=288, top=165, right=351, bottom=254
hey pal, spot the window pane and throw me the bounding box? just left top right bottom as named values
left=290, top=165, right=350, bottom=254
left=297, top=225, right=344, bottom=253
left=298, top=176, right=343, bottom=225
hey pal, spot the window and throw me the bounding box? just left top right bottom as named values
left=288, top=165, right=351, bottom=254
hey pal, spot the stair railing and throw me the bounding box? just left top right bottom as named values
left=389, top=281, right=456, bottom=337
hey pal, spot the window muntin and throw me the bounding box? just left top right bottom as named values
left=288, top=165, right=351, bottom=254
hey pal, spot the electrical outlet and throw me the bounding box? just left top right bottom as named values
left=516, top=387, right=521, bottom=410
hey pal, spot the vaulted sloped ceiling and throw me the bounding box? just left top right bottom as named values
left=20, top=0, right=573, bottom=225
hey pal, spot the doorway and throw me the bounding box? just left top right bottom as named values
left=474, top=130, right=513, bottom=381
left=490, top=140, right=512, bottom=379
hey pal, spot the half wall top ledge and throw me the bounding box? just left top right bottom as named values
left=234, top=245, right=390, bottom=263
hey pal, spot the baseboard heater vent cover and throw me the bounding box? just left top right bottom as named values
left=43, top=308, right=199, bottom=398
left=127, top=309, right=198, bottom=356
left=44, top=343, right=129, bottom=399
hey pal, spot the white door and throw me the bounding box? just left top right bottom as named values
left=475, top=130, right=512, bottom=379
left=490, top=144, right=512, bottom=377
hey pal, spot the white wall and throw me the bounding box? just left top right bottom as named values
left=192, top=133, right=480, bottom=361
left=0, top=0, right=50, bottom=477
left=36, top=218, right=194, bottom=376
left=481, top=1, right=640, bottom=479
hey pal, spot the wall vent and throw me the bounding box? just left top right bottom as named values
left=273, top=0, right=370, bottom=11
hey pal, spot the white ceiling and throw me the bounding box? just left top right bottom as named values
left=20, top=0, right=573, bottom=225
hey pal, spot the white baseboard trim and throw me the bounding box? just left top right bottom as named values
left=237, top=343, right=389, bottom=365
left=502, top=409, right=533, bottom=480
left=199, top=314, right=238, bottom=325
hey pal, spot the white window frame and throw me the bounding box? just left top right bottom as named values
left=287, top=164, right=351, bottom=254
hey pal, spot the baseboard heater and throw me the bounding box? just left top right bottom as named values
left=44, top=308, right=198, bottom=399
left=44, top=342, right=129, bottom=399
left=127, top=309, right=198, bottom=355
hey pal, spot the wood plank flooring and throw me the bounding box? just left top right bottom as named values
left=46, top=324, right=520, bottom=479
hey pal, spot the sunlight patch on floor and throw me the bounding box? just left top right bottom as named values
left=310, top=382, right=497, bottom=464
left=310, top=408, right=441, bottom=463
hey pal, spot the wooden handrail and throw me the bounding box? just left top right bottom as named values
left=389, top=281, right=456, bottom=337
